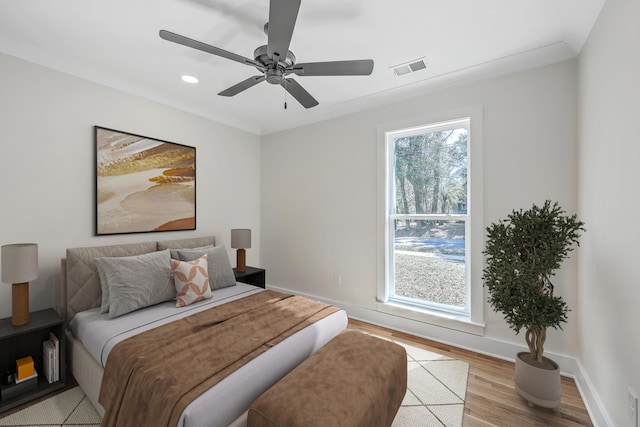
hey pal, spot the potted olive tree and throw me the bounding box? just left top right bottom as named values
left=483, top=200, right=585, bottom=408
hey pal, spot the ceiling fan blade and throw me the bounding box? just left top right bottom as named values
left=267, top=0, right=300, bottom=60
left=281, top=78, right=319, bottom=109
left=159, top=30, right=261, bottom=69
left=291, top=59, right=374, bottom=76
left=218, top=76, right=266, bottom=96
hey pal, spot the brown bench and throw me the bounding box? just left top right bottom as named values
left=248, top=330, right=407, bottom=427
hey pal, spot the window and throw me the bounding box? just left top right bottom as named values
left=377, top=109, right=484, bottom=333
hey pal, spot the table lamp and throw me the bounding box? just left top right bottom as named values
left=1, top=243, right=38, bottom=326
left=231, top=229, right=251, bottom=273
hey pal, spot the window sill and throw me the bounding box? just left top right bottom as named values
left=375, top=301, right=485, bottom=336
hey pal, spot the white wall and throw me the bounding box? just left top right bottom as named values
left=261, top=60, right=579, bottom=365
left=0, top=52, right=262, bottom=320
left=4, top=38, right=623, bottom=423
left=578, top=0, right=640, bottom=425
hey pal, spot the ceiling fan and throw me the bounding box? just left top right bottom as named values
left=159, top=0, right=374, bottom=108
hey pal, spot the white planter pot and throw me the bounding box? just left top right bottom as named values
left=514, top=351, right=561, bottom=408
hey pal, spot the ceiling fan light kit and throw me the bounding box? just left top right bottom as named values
left=160, top=0, right=374, bottom=108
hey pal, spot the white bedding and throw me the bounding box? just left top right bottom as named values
left=70, top=283, right=263, bottom=367
left=69, top=283, right=348, bottom=427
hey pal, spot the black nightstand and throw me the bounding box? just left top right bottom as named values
left=0, top=308, right=65, bottom=413
left=233, top=266, right=266, bottom=288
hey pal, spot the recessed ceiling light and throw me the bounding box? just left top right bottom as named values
left=181, top=75, right=199, bottom=84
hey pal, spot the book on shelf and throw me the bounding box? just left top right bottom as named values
left=14, top=369, right=38, bottom=384
left=49, top=331, right=59, bottom=382
left=42, top=340, right=55, bottom=384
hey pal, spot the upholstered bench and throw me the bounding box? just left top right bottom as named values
left=247, top=329, right=407, bottom=427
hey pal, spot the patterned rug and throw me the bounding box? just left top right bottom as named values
left=0, top=335, right=468, bottom=427
left=0, top=387, right=100, bottom=426
left=373, top=332, right=469, bottom=427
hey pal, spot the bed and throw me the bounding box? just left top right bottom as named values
left=58, top=236, right=348, bottom=427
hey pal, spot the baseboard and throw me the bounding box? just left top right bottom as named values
left=573, top=360, right=613, bottom=427
left=268, top=284, right=611, bottom=426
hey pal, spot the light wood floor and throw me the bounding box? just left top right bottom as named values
left=2, top=319, right=593, bottom=426
left=348, top=318, right=593, bottom=427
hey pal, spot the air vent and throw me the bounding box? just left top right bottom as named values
left=391, top=57, right=429, bottom=77
left=409, top=60, right=427, bottom=72
left=393, top=65, right=411, bottom=76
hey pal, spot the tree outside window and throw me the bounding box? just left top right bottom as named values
left=388, top=119, right=470, bottom=314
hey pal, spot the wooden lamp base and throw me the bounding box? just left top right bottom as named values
left=12, top=282, right=30, bottom=326
left=236, top=249, right=246, bottom=273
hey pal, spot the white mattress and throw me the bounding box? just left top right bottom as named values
left=69, top=283, right=348, bottom=427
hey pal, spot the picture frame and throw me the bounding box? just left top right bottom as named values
left=95, top=126, right=196, bottom=235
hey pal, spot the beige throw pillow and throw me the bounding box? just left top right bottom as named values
left=172, top=255, right=213, bottom=307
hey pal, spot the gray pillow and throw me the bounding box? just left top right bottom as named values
left=94, top=249, right=174, bottom=319
left=169, top=245, right=213, bottom=260
left=174, top=245, right=236, bottom=290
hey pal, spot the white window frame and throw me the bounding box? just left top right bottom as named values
left=388, top=117, right=470, bottom=316
left=376, top=107, right=485, bottom=335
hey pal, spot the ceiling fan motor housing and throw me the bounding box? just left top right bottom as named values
left=254, top=45, right=296, bottom=84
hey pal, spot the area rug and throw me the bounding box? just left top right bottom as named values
left=0, top=387, right=100, bottom=426
left=378, top=333, right=469, bottom=427
left=0, top=335, right=468, bottom=427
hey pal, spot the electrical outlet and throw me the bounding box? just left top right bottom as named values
left=629, top=388, right=638, bottom=427
left=333, top=274, right=342, bottom=287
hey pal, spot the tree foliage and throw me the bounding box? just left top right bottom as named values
left=482, top=201, right=585, bottom=364
left=394, top=130, right=467, bottom=216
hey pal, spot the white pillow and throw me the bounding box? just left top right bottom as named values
left=172, top=255, right=213, bottom=307
left=94, top=249, right=174, bottom=319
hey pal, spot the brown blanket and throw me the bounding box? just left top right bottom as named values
left=98, top=290, right=339, bottom=427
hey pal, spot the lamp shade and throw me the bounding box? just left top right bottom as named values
left=231, top=229, right=251, bottom=249
left=1, top=243, right=38, bottom=283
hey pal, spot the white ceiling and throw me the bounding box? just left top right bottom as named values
left=0, top=0, right=605, bottom=135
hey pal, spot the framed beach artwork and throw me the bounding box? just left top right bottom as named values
left=95, top=126, right=196, bottom=235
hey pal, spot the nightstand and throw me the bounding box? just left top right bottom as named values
left=233, top=266, right=266, bottom=288
left=0, top=309, right=65, bottom=413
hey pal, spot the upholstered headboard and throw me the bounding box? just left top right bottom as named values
left=59, top=236, right=216, bottom=325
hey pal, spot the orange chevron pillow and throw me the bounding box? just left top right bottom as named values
left=171, top=254, right=213, bottom=307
